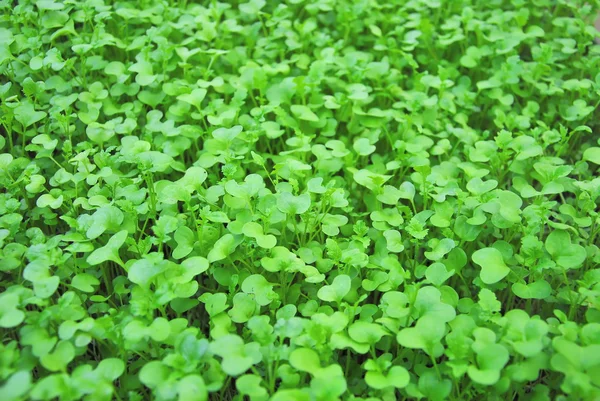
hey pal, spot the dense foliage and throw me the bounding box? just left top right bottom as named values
left=2, top=0, right=600, bottom=400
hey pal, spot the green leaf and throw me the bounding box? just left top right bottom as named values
left=137, top=151, right=174, bottom=173
left=40, top=341, right=75, bottom=372
left=241, top=274, right=277, bottom=306
left=425, top=262, right=454, bottom=287
left=96, top=358, right=125, bottom=381
left=239, top=0, right=266, bottom=15
left=277, top=192, right=311, bottom=215
left=179, top=256, right=209, bottom=281
left=467, top=177, right=498, bottom=195
left=418, top=370, right=452, bottom=400
left=0, top=371, right=32, bottom=400
left=212, top=125, right=243, bottom=142
left=139, top=361, right=170, bottom=389
left=71, top=273, right=100, bottom=292
left=86, top=206, right=124, bottom=240
left=87, top=230, right=127, bottom=266
left=317, top=275, right=351, bottom=303
left=353, top=138, right=376, bottom=156
left=210, top=335, right=262, bottom=376
left=173, top=226, right=196, bottom=259
left=365, top=366, right=410, bottom=389
left=0, top=293, right=25, bottom=328
left=201, top=293, right=229, bottom=316
left=472, top=247, right=511, bottom=284
left=242, top=222, right=277, bottom=249
left=583, top=147, right=600, bottom=164
left=289, top=348, right=321, bottom=373
left=545, top=230, right=586, bottom=269
left=383, top=230, right=405, bottom=253
left=177, top=88, right=208, bottom=108
left=352, top=169, right=392, bottom=191
left=467, top=344, right=509, bottom=385
left=236, top=374, right=267, bottom=399
left=271, top=390, right=309, bottom=401
left=424, top=238, right=455, bottom=261
left=348, top=321, right=389, bottom=344
left=128, top=255, right=167, bottom=287
left=207, top=234, right=238, bottom=263
left=14, top=101, right=47, bottom=128
left=396, top=316, right=446, bottom=354
left=177, top=375, right=208, bottom=401
left=290, top=105, right=319, bottom=122
left=512, top=280, right=552, bottom=299
left=36, top=193, right=63, bottom=209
